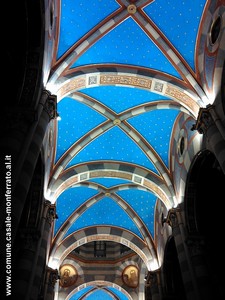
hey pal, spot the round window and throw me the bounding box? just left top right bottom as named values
left=210, top=16, right=221, bottom=45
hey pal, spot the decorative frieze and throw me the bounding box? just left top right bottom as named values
left=165, top=85, right=198, bottom=112
left=58, top=77, right=86, bottom=98
left=100, top=74, right=152, bottom=89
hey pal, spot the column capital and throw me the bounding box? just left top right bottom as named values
left=46, top=204, right=58, bottom=224
left=46, top=267, right=60, bottom=287
left=163, top=207, right=180, bottom=228
left=44, top=200, right=52, bottom=208
left=191, top=105, right=214, bottom=134
left=145, top=269, right=161, bottom=286
left=43, top=94, right=58, bottom=121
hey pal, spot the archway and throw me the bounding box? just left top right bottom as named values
left=162, top=236, right=186, bottom=300
left=184, top=150, right=225, bottom=298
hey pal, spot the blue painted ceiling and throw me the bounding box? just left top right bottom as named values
left=46, top=0, right=207, bottom=298
left=69, top=287, right=128, bottom=300
left=52, top=0, right=206, bottom=246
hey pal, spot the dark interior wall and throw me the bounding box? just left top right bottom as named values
left=11, top=151, right=46, bottom=298
left=184, top=150, right=225, bottom=298
left=162, top=236, right=187, bottom=300
left=222, top=61, right=225, bottom=114
left=1, top=2, right=46, bottom=295
left=4, top=0, right=45, bottom=108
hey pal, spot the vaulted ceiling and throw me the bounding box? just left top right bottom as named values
left=42, top=0, right=223, bottom=299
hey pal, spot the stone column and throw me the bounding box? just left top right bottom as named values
left=43, top=267, right=59, bottom=300
left=25, top=201, right=57, bottom=299
left=165, top=207, right=199, bottom=300
left=0, top=90, right=57, bottom=251
left=12, top=92, right=57, bottom=243
left=12, top=227, right=41, bottom=298
left=145, top=270, right=162, bottom=300
left=11, top=200, right=57, bottom=300
left=186, top=237, right=213, bottom=300
left=148, top=271, right=161, bottom=300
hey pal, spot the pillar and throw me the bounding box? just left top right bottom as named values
left=185, top=237, right=213, bottom=300
left=26, top=201, right=58, bottom=299
left=165, top=207, right=199, bottom=300
left=149, top=271, right=161, bottom=300
left=0, top=90, right=58, bottom=293
left=43, top=267, right=59, bottom=300
left=145, top=270, right=161, bottom=300
left=11, top=92, right=57, bottom=243
left=0, top=90, right=57, bottom=248
left=13, top=200, right=57, bottom=300
left=165, top=207, right=215, bottom=300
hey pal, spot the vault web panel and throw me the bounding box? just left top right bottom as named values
left=56, top=97, right=106, bottom=162
left=67, top=126, right=159, bottom=173
left=116, top=189, right=157, bottom=237
left=65, top=197, right=143, bottom=238
left=79, top=86, right=171, bottom=114
left=72, top=17, right=181, bottom=78
left=128, top=109, right=179, bottom=167
left=54, top=187, right=98, bottom=235
left=57, top=0, right=120, bottom=58
left=143, top=0, right=206, bottom=70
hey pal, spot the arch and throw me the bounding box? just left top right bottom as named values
left=52, top=191, right=156, bottom=251
left=184, top=149, right=225, bottom=234
left=131, top=9, right=207, bottom=101
left=48, top=8, right=128, bottom=82
left=72, top=287, right=119, bottom=300
left=49, top=92, right=178, bottom=202
left=66, top=281, right=133, bottom=300
left=162, top=236, right=186, bottom=299
left=47, top=161, right=173, bottom=208
left=184, top=149, right=225, bottom=297
left=53, top=69, right=201, bottom=117
left=48, top=226, right=159, bottom=271
left=52, top=92, right=181, bottom=181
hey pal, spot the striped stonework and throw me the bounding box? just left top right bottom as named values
left=5, top=90, right=59, bottom=299
left=0, top=90, right=51, bottom=248
left=55, top=70, right=201, bottom=117
left=52, top=188, right=156, bottom=256
left=55, top=255, right=141, bottom=300
left=170, top=112, right=203, bottom=204
left=148, top=270, right=161, bottom=300
left=139, top=260, right=148, bottom=300
left=48, top=161, right=173, bottom=208
left=49, top=226, right=156, bottom=272
left=154, top=199, right=172, bottom=267
left=196, top=1, right=225, bottom=101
